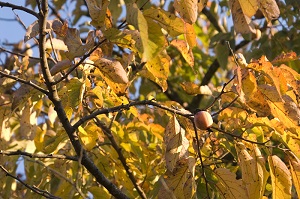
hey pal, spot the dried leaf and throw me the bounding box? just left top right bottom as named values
left=94, top=58, right=128, bottom=84
left=229, top=0, right=256, bottom=34
left=174, top=0, right=198, bottom=24
left=85, top=0, right=110, bottom=29
left=64, top=29, right=95, bottom=59
left=24, top=20, right=52, bottom=42
left=268, top=155, right=292, bottom=199
left=258, top=0, right=280, bottom=24
left=272, top=52, right=298, bottom=64
left=45, top=38, right=68, bottom=51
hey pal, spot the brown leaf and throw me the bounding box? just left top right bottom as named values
left=229, top=0, right=257, bottom=34
left=258, top=0, right=280, bottom=24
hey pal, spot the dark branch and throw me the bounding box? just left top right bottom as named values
left=73, top=100, right=192, bottom=130
left=92, top=114, right=147, bottom=199
left=0, top=150, right=78, bottom=161
left=0, top=165, right=60, bottom=199
left=0, top=2, right=39, bottom=18
left=0, top=71, right=49, bottom=95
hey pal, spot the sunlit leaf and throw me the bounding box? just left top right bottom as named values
left=286, top=151, right=300, bottom=198
left=158, top=157, right=195, bottom=199
left=237, top=0, right=258, bottom=18
left=171, top=39, right=194, bottom=67
left=79, top=125, right=102, bottom=151
left=268, top=155, right=292, bottom=199
left=94, top=58, right=128, bottom=84
left=164, top=115, right=189, bottom=172
left=214, top=168, right=249, bottom=199
left=139, top=51, right=170, bottom=92
left=125, top=2, right=150, bottom=62
left=174, top=0, right=198, bottom=24
left=58, top=78, right=84, bottom=109
left=236, top=142, right=263, bottom=199
left=143, top=7, right=185, bottom=37
left=272, top=52, right=298, bottom=64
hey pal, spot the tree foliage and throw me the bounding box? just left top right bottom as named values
left=0, top=0, right=300, bottom=198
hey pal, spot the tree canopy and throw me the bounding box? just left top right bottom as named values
left=0, top=0, right=300, bottom=198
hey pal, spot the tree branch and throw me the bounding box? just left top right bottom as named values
left=92, top=114, right=147, bottom=199
left=36, top=1, right=129, bottom=198
left=0, top=165, right=60, bottom=199
left=74, top=100, right=192, bottom=130
left=0, top=150, right=78, bottom=161
left=0, top=71, right=49, bottom=95
left=0, top=2, right=39, bottom=18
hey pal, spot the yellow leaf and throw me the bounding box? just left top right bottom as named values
left=214, top=168, right=249, bottom=199
left=139, top=51, right=170, bottom=92
left=158, top=157, right=196, bottom=199
left=268, top=155, right=292, bottom=199
left=252, top=145, right=269, bottom=199
left=34, top=126, right=45, bottom=152
left=171, top=39, right=194, bottom=67
left=259, top=85, right=300, bottom=131
left=184, top=22, right=197, bottom=49
left=92, top=86, right=104, bottom=107
left=164, top=115, right=189, bottom=172
left=174, top=0, right=198, bottom=24
left=78, top=125, right=100, bottom=151
left=238, top=0, right=258, bottom=17
left=286, top=151, right=300, bottom=198
left=143, top=7, right=185, bottom=37
left=103, top=28, right=137, bottom=52
left=241, top=70, right=271, bottom=116
left=236, top=142, right=261, bottom=199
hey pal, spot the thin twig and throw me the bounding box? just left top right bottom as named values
left=24, top=157, right=86, bottom=198
left=0, top=46, right=40, bottom=60
left=212, top=95, right=239, bottom=117
left=0, top=71, right=49, bottom=95
left=192, top=120, right=211, bottom=199
left=0, top=165, right=60, bottom=199
left=90, top=109, right=147, bottom=199
left=73, top=100, right=192, bottom=130
left=0, top=2, right=39, bottom=18
left=210, top=127, right=269, bottom=145
left=0, top=150, right=78, bottom=161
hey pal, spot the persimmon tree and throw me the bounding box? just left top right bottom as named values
left=0, top=0, right=300, bottom=198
